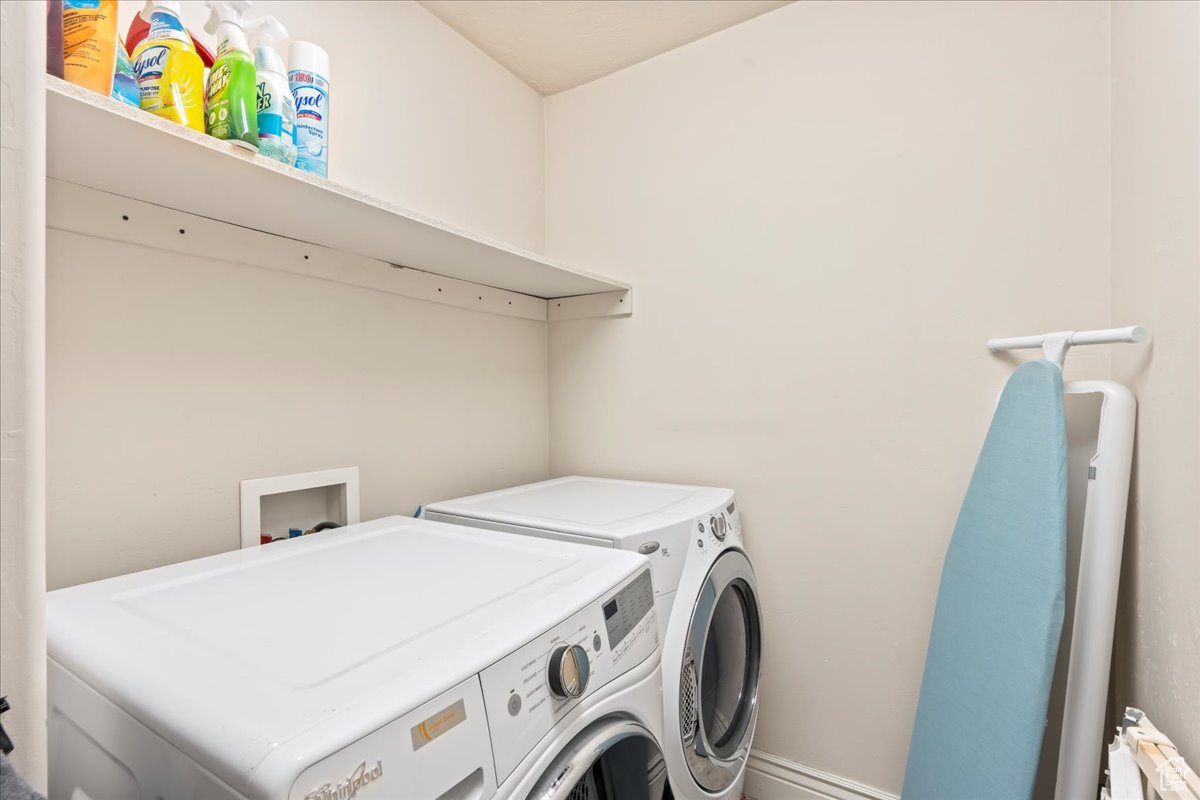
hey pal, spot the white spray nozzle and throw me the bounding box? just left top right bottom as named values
left=204, top=0, right=252, bottom=34
left=143, top=0, right=181, bottom=19
left=245, top=15, right=288, bottom=49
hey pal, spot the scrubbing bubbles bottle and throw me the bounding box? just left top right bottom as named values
left=245, top=16, right=296, bottom=165
left=204, top=0, right=258, bottom=150
left=131, top=0, right=205, bottom=131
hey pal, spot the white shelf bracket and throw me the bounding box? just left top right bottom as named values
left=548, top=290, right=632, bottom=321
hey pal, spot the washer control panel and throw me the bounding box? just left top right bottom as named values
left=480, top=567, right=658, bottom=783
left=695, top=499, right=742, bottom=551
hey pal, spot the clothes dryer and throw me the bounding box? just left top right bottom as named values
left=427, top=478, right=763, bottom=800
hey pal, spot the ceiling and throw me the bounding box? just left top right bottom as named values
left=417, top=0, right=793, bottom=95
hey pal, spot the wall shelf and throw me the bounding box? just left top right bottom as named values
left=44, top=76, right=629, bottom=304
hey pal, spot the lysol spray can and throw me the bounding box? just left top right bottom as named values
left=288, top=41, right=329, bottom=177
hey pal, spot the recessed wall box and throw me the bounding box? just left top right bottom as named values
left=240, top=467, right=360, bottom=548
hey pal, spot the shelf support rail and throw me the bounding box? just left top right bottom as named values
left=987, top=325, right=1149, bottom=369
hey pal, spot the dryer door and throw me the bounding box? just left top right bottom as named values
left=679, top=550, right=763, bottom=793
left=527, top=719, right=665, bottom=800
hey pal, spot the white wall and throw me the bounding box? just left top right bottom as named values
left=47, top=231, right=549, bottom=589
left=1110, top=0, right=1200, bottom=763
left=0, top=0, right=48, bottom=787
left=47, top=1, right=551, bottom=589
left=117, top=0, right=546, bottom=252
left=544, top=1, right=1112, bottom=792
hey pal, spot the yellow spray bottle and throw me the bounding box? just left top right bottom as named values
left=130, top=0, right=205, bottom=131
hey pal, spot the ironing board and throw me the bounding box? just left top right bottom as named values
left=903, top=359, right=1068, bottom=799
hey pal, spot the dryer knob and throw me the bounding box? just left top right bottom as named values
left=714, top=515, right=727, bottom=541
left=547, top=644, right=590, bottom=699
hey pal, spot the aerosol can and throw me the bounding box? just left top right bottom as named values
left=289, top=41, right=329, bottom=177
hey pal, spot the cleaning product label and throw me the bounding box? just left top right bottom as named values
left=256, top=76, right=293, bottom=138
left=63, top=0, right=125, bottom=100
left=133, top=45, right=170, bottom=87
left=111, top=38, right=140, bottom=108
left=290, top=70, right=328, bottom=177
left=256, top=74, right=297, bottom=165
left=257, top=94, right=281, bottom=135
left=257, top=82, right=282, bottom=136
left=206, top=52, right=259, bottom=150
left=143, top=8, right=190, bottom=44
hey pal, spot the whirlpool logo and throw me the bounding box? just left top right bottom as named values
left=304, top=760, right=383, bottom=800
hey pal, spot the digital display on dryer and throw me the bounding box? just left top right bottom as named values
left=603, top=570, right=653, bottom=649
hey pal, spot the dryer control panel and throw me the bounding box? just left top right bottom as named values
left=480, top=567, right=658, bottom=784
left=694, top=499, right=742, bottom=552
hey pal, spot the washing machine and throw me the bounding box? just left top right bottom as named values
left=47, top=515, right=666, bottom=800
left=425, top=477, right=763, bottom=800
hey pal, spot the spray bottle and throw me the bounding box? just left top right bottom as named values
left=204, top=0, right=257, bottom=150
left=126, top=0, right=217, bottom=69
left=130, top=0, right=205, bottom=130
left=245, top=16, right=296, bottom=166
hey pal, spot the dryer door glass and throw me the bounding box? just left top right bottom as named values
left=527, top=719, right=666, bottom=800
left=681, top=550, right=762, bottom=792
left=702, top=579, right=757, bottom=753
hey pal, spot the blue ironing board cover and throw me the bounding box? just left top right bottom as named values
left=902, top=360, right=1067, bottom=799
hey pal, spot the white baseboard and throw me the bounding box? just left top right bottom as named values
left=743, top=750, right=898, bottom=800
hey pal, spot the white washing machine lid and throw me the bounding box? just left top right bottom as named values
left=46, top=516, right=648, bottom=795
left=426, top=476, right=734, bottom=543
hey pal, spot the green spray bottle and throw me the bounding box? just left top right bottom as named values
left=204, top=0, right=257, bottom=150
